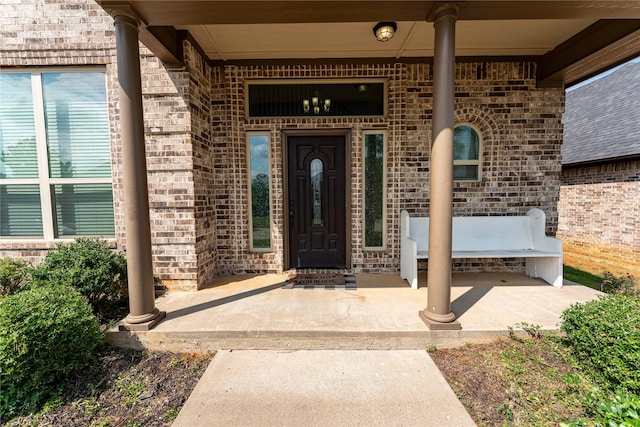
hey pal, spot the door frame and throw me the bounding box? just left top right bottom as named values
left=282, top=129, right=352, bottom=270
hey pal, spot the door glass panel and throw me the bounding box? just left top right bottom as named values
left=310, top=158, right=323, bottom=226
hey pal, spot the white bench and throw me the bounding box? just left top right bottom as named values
left=400, top=208, right=563, bottom=289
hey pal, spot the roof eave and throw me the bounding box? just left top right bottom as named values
left=562, top=153, right=640, bottom=168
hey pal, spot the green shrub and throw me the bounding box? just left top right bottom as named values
left=600, top=272, right=638, bottom=297
left=561, top=295, right=640, bottom=393
left=31, top=238, right=128, bottom=319
left=565, top=387, right=640, bottom=427
left=0, top=285, right=103, bottom=419
left=0, top=257, right=31, bottom=296
left=585, top=387, right=640, bottom=427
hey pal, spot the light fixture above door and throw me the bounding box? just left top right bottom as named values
left=303, top=93, right=330, bottom=115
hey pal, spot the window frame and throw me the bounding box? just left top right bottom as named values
left=362, top=130, right=388, bottom=251
left=453, top=123, right=483, bottom=182
left=0, top=67, right=114, bottom=240
left=246, top=131, right=273, bottom=252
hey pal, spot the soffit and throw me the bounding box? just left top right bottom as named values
left=177, top=19, right=597, bottom=61
left=97, top=0, right=640, bottom=84
left=116, top=1, right=640, bottom=25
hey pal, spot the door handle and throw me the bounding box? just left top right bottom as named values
left=289, top=201, right=295, bottom=226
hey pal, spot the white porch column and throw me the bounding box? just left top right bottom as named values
left=108, top=6, right=165, bottom=330
left=420, top=4, right=461, bottom=330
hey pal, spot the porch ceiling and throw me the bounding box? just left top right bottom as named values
left=98, top=0, right=640, bottom=86
left=177, top=20, right=597, bottom=60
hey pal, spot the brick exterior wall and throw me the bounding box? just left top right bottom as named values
left=1, top=0, right=566, bottom=290
left=558, top=160, right=640, bottom=278
left=220, top=63, right=406, bottom=275
left=0, top=0, right=114, bottom=66
left=0, top=0, right=207, bottom=289
left=214, top=61, right=564, bottom=277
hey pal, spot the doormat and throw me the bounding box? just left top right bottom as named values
left=282, top=273, right=356, bottom=290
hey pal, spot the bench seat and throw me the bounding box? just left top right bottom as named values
left=416, top=249, right=561, bottom=259
left=401, top=208, right=563, bottom=289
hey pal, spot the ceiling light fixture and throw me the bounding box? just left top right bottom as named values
left=373, top=22, right=397, bottom=42
left=303, top=92, right=330, bottom=115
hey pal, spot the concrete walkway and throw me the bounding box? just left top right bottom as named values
left=172, top=349, right=476, bottom=427
left=107, top=272, right=601, bottom=426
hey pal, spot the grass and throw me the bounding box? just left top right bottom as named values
left=431, top=328, right=640, bottom=426
left=563, top=264, right=604, bottom=289
left=498, top=335, right=593, bottom=425
left=115, top=374, right=147, bottom=408
left=432, top=267, right=640, bottom=426
left=430, top=333, right=597, bottom=426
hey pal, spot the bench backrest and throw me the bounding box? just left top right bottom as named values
left=408, top=217, right=430, bottom=252
left=452, top=216, right=534, bottom=251
left=403, top=210, right=543, bottom=252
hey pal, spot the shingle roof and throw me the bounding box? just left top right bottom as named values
left=562, top=61, right=640, bottom=166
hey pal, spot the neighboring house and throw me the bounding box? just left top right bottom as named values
left=2, top=0, right=640, bottom=328
left=558, top=62, right=640, bottom=279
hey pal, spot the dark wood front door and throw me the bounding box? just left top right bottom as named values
left=288, top=135, right=346, bottom=268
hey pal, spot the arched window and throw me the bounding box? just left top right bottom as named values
left=453, top=124, right=482, bottom=181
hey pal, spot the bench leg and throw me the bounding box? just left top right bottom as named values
left=410, top=267, right=418, bottom=290
left=400, top=238, right=419, bottom=289
left=526, top=257, right=563, bottom=288
left=400, top=255, right=418, bottom=290
left=406, top=261, right=418, bottom=290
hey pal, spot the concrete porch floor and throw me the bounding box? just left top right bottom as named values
left=106, top=272, right=602, bottom=351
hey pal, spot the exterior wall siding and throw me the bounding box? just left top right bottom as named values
left=0, top=0, right=566, bottom=290
left=558, top=160, right=640, bottom=278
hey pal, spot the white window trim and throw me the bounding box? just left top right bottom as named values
left=246, top=131, right=273, bottom=253
left=32, top=73, right=56, bottom=240
left=362, top=130, right=388, bottom=251
left=453, top=122, right=483, bottom=182
left=0, top=68, right=114, bottom=240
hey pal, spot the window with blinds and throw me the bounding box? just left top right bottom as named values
left=0, top=74, right=38, bottom=179
left=0, top=185, right=43, bottom=236
left=0, top=70, right=114, bottom=239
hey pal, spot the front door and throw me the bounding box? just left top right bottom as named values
left=288, top=135, right=346, bottom=268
